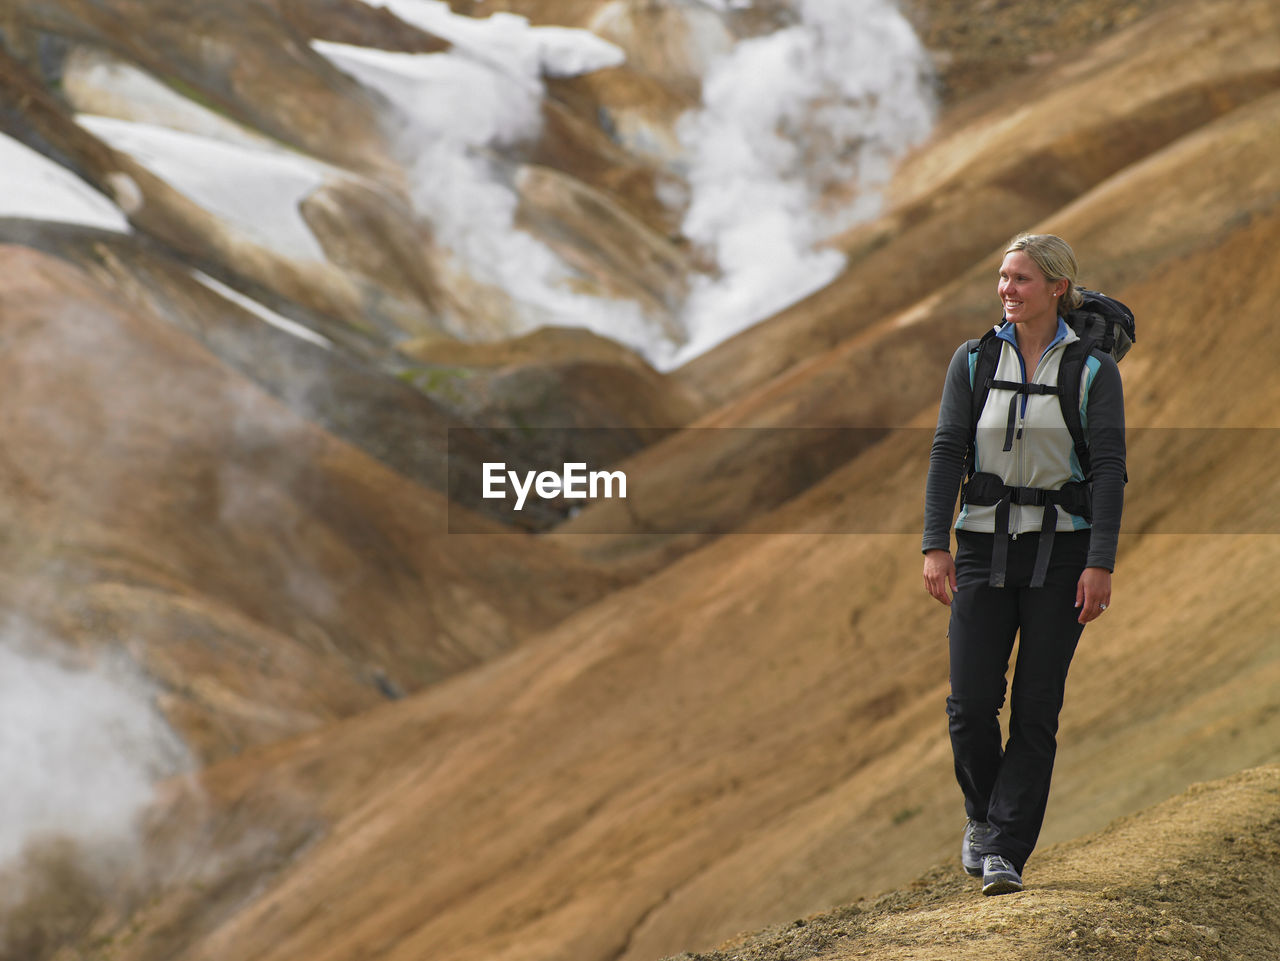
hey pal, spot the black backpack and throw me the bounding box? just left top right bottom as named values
left=966, top=289, right=1136, bottom=482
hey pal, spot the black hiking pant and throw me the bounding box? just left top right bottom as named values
left=946, top=528, right=1091, bottom=873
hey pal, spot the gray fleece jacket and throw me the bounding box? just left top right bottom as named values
left=922, top=318, right=1126, bottom=571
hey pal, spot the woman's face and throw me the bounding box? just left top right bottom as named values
left=998, top=251, right=1063, bottom=325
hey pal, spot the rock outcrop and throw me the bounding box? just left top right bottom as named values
left=0, top=1, right=1277, bottom=960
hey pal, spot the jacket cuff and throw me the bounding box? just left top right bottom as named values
left=922, top=535, right=951, bottom=555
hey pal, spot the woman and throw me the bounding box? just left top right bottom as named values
left=921, top=233, right=1126, bottom=896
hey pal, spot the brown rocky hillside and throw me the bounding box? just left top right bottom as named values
left=0, top=1, right=1276, bottom=960
left=666, top=764, right=1280, bottom=961
left=0, top=243, right=621, bottom=763
left=552, top=0, right=1280, bottom=575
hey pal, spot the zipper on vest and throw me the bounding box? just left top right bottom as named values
left=1011, top=345, right=1027, bottom=540
left=1016, top=339, right=1066, bottom=539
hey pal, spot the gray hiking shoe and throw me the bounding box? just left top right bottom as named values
left=961, top=819, right=989, bottom=877
left=981, top=854, right=1023, bottom=896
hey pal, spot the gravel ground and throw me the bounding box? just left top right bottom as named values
left=665, top=765, right=1280, bottom=961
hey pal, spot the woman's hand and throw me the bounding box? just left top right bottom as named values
left=923, top=550, right=957, bottom=606
left=1075, top=567, right=1112, bottom=624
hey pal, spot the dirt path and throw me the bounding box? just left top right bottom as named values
left=666, top=765, right=1280, bottom=961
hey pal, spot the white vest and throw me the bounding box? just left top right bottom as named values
left=957, top=324, right=1097, bottom=536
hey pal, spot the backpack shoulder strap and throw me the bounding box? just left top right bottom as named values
left=968, top=328, right=1002, bottom=427
left=1056, top=338, right=1096, bottom=479
left=965, top=329, right=1003, bottom=478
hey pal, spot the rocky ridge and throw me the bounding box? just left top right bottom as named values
left=666, top=765, right=1280, bottom=961
left=0, top=1, right=1276, bottom=960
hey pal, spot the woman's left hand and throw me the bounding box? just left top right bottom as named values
left=1075, top=567, right=1112, bottom=624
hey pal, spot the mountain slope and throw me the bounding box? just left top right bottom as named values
left=69, top=173, right=1280, bottom=953
left=1, top=1, right=1277, bottom=960
left=549, top=27, right=1280, bottom=571
left=673, top=0, right=1280, bottom=407
left=119, top=19, right=1280, bottom=961
left=667, top=764, right=1280, bottom=961
left=0, top=243, right=620, bottom=762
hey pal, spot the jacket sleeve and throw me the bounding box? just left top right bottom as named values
left=922, top=342, right=975, bottom=554
left=1084, top=355, right=1126, bottom=570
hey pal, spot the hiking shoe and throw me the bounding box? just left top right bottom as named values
left=981, top=855, right=1023, bottom=896
left=961, top=819, right=989, bottom=877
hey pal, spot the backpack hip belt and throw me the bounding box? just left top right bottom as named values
left=961, top=473, right=1092, bottom=589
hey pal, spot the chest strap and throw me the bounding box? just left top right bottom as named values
left=986, top=378, right=1060, bottom=451
left=962, top=472, right=1091, bottom=588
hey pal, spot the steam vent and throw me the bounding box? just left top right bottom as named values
left=0, top=1, right=1277, bottom=958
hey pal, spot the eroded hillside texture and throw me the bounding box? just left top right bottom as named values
left=0, top=1, right=1277, bottom=959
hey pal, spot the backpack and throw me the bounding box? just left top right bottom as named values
left=960, top=290, right=1135, bottom=587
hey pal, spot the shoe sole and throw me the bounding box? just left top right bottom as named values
left=982, top=878, right=1023, bottom=896
left=963, top=862, right=983, bottom=878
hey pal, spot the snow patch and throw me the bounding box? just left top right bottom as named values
left=63, top=48, right=282, bottom=152
left=193, top=271, right=334, bottom=349
left=361, top=0, right=625, bottom=78
left=321, top=0, right=934, bottom=369
left=77, top=115, right=333, bottom=262
left=312, top=42, right=541, bottom=149
left=315, top=20, right=667, bottom=363
left=0, top=132, right=130, bottom=233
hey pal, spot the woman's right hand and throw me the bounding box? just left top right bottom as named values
left=923, top=550, right=957, bottom=606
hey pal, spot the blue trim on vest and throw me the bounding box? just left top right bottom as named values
left=1080, top=353, right=1102, bottom=433
left=988, top=317, right=1070, bottom=355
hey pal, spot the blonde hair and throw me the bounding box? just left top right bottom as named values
left=1005, top=233, right=1083, bottom=313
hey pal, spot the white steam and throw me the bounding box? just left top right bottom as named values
left=312, top=40, right=543, bottom=269
left=669, top=0, right=936, bottom=366
left=322, top=0, right=934, bottom=368
left=364, top=0, right=626, bottom=78
left=318, top=2, right=664, bottom=358
left=0, top=636, right=189, bottom=867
